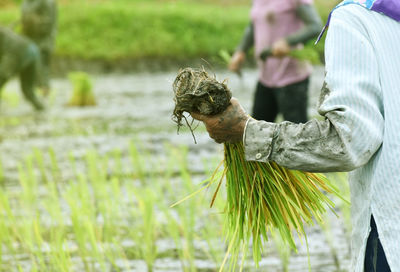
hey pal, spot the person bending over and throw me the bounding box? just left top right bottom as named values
left=0, top=27, right=45, bottom=111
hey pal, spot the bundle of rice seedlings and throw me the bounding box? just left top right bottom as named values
left=260, top=47, right=320, bottom=64
left=67, top=71, right=96, bottom=106
left=172, top=67, right=344, bottom=271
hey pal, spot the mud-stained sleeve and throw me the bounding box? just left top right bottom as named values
left=243, top=118, right=278, bottom=162
left=244, top=115, right=357, bottom=172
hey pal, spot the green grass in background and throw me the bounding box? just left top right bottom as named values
left=0, top=0, right=340, bottom=64
left=56, top=1, right=248, bottom=61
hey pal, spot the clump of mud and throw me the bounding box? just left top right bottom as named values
left=172, top=67, right=232, bottom=129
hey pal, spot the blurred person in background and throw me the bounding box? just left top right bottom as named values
left=21, top=0, right=57, bottom=96
left=0, top=26, right=45, bottom=110
left=193, top=1, right=400, bottom=271
left=229, top=0, right=322, bottom=123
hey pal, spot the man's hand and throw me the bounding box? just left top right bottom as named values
left=228, top=51, right=246, bottom=73
left=271, top=38, right=291, bottom=57
left=190, top=98, right=250, bottom=144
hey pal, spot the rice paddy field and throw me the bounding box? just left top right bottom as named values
left=0, top=66, right=352, bottom=271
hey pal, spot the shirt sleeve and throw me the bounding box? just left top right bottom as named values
left=243, top=7, right=384, bottom=173
left=286, top=4, right=322, bottom=46
left=235, top=23, right=254, bottom=53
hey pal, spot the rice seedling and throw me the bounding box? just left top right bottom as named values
left=0, top=190, right=15, bottom=265
left=327, top=172, right=352, bottom=253
left=112, top=148, right=124, bottom=177
left=176, top=195, right=197, bottom=271
left=38, top=166, right=63, bottom=226
left=162, top=145, right=199, bottom=272
left=64, top=176, right=94, bottom=271
left=18, top=155, right=39, bottom=208
left=196, top=195, right=226, bottom=270
left=46, top=229, right=71, bottom=272
left=163, top=143, right=227, bottom=271
left=68, top=150, right=80, bottom=179
left=25, top=217, right=46, bottom=270
left=259, top=47, right=320, bottom=64
left=131, top=187, right=158, bottom=272
left=220, top=45, right=321, bottom=67
left=162, top=199, right=199, bottom=272
left=33, top=147, right=49, bottom=184
left=48, top=147, right=62, bottom=183
left=67, top=71, right=96, bottom=107
left=85, top=149, right=115, bottom=240
left=330, top=173, right=351, bottom=230
left=172, top=67, right=346, bottom=270
left=0, top=157, right=3, bottom=186
left=129, top=140, right=146, bottom=182
left=320, top=214, right=341, bottom=271
left=70, top=149, right=131, bottom=271
left=272, top=231, right=291, bottom=272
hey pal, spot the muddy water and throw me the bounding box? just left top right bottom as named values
left=0, top=66, right=350, bottom=271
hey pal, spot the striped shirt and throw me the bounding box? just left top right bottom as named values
left=243, top=4, right=400, bottom=271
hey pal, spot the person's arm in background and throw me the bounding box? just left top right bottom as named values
left=193, top=7, right=384, bottom=173
left=287, top=4, right=323, bottom=46
left=228, top=23, right=254, bottom=73
left=267, top=4, right=322, bottom=58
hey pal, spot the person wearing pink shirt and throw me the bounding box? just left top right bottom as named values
left=229, top=0, right=322, bottom=123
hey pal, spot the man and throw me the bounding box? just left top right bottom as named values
left=192, top=2, right=399, bottom=272
left=0, top=27, right=44, bottom=110
left=21, top=0, right=57, bottom=95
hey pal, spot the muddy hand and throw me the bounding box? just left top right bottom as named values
left=191, top=98, right=250, bottom=144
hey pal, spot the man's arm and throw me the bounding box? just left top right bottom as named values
left=245, top=7, right=384, bottom=172
left=286, top=4, right=323, bottom=46
left=236, top=23, right=254, bottom=53
left=228, top=23, right=254, bottom=73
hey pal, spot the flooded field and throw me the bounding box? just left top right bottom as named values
left=0, top=67, right=351, bottom=271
